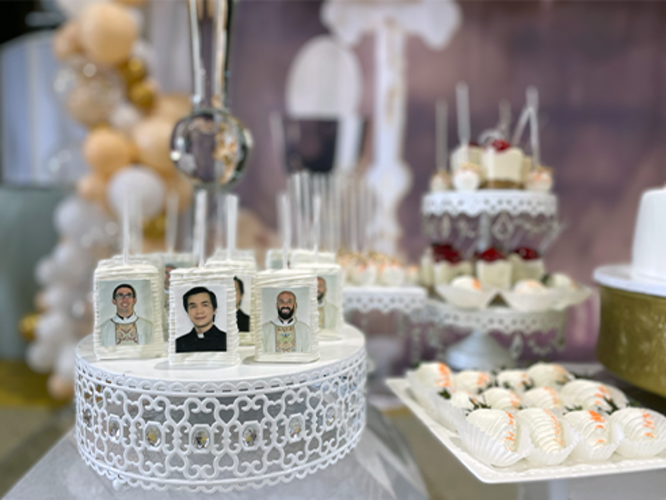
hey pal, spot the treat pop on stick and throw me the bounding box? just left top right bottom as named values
left=498, top=99, right=512, bottom=140
left=436, top=100, right=448, bottom=172
left=165, top=192, right=180, bottom=255
left=226, top=193, right=238, bottom=262
left=193, top=189, right=208, bottom=268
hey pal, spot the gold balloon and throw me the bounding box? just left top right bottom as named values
left=152, top=93, right=191, bottom=123
left=83, top=128, right=132, bottom=178
left=66, top=76, right=121, bottom=127
left=53, top=21, right=82, bottom=61
left=143, top=213, right=166, bottom=241
left=118, top=57, right=147, bottom=87
left=132, top=117, right=177, bottom=178
left=77, top=173, right=107, bottom=203
left=79, top=3, right=138, bottom=66
left=166, top=173, right=194, bottom=212
left=19, top=312, right=40, bottom=342
left=128, top=79, right=157, bottom=111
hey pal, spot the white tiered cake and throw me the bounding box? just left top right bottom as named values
left=631, top=188, right=666, bottom=281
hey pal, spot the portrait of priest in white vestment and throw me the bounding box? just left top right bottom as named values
left=100, top=283, right=153, bottom=346
left=261, top=290, right=310, bottom=353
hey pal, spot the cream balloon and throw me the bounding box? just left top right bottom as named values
left=79, top=2, right=138, bottom=66
left=109, top=102, right=142, bottom=135
left=27, top=341, right=59, bottom=374
left=47, top=374, right=75, bottom=400
left=107, top=166, right=167, bottom=219
left=83, top=128, right=132, bottom=178
left=152, top=94, right=191, bottom=123
left=35, top=311, right=76, bottom=344
left=132, top=117, right=177, bottom=178
left=54, top=196, right=112, bottom=241
left=77, top=173, right=108, bottom=203
left=35, top=257, right=59, bottom=286
left=53, top=21, right=82, bottom=60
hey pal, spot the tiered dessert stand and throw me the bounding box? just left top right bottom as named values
left=421, top=190, right=576, bottom=370
left=75, top=325, right=366, bottom=492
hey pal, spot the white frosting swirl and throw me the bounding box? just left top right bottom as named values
left=482, top=387, right=522, bottom=411
left=454, top=370, right=493, bottom=394
left=564, top=410, right=610, bottom=449
left=522, top=387, right=563, bottom=410
left=610, top=408, right=659, bottom=442
left=467, top=409, right=518, bottom=452
left=518, top=408, right=565, bottom=453
left=497, top=370, right=533, bottom=393
left=526, top=362, right=573, bottom=388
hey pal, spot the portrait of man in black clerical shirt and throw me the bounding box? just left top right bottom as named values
left=234, top=276, right=250, bottom=333
left=176, top=287, right=227, bottom=353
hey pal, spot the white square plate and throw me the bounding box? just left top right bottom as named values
left=387, top=378, right=666, bottom=484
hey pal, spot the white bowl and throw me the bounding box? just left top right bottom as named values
left=436, top=285, right=497, bottom=310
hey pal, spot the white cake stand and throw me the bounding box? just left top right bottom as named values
left=421, top=190, right=559, bottom=251
left=343, top=285, right=427, bottom=315
left=75, top=325, right=366, bottom=493
left=422, top=299, right=566, bottom=371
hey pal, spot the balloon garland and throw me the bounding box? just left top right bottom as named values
left=24, top=0, right=193, bottom=399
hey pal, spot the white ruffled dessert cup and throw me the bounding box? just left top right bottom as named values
left=553, top=285, right=593, bottom=310
left=432, top=391, right=476, bottom=431
left=456, top=410, right=532, bottom=467
left=406, top=370, right=439, bottom=415
left=564, top=411, right=624, bottom=463
left=435, top=284, right=497, bottom=310
left=611, top=408, right=666, bottom=459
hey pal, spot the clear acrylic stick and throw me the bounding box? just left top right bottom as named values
left=436, top=100, right=448, bottom=172
left=215, top=191, right=226, bottom=254
left=278, top=192, right=291, bottom=270
left=226, top=193, right=238, bottom=262
left=527, top=86, right=540, bottom=166
left=165, top=192, right=180, bottom=254
left=312, top=194, right=321, bottom=263
left=456, top=81, right=471, bottom=145
left=193, top=189, right=208, bottom=268
left=122, top=195, right=131, bottom=265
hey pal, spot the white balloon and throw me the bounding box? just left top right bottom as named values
left=52, top=241, right=93, bottom=285
left=42, top=284, right=76, bottom=311
left=35, top=311, right=76, bottom=344
left=35, top=257, right=59, bottom=286
left=107, top=166, right=166, bottom=219
left=26, top=341, right=59, bottom=373
left=127, top=8, right=144, bottom=33
left=54, top=196, right=112, bottom=242
left=109, top=101, right=142, bottom=135
left=55, top=342, right=78, bottom=383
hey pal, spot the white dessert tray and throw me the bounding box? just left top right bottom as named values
left=386, top=378, right=666, bottom=484
left=594, top=264, right=666, bottom=298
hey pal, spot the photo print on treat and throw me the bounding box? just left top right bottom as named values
left=168, top=268, right=239, bottom=365
left=315, top=271, right=342, bottom=332
left=261, top=286, right=311, bottom=354
left=93, top=261, right=165, bottom=360
left=252, top=273, right=320, bottom=363
left=234, top=273, right=252, bottom=336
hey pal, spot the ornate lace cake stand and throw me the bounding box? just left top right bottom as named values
left=422, top=299, right=566, bottom=371
left=343, top=286, right=427, bottom=315
left=422, top=190, right=559, bottom=252
left=75, top=325, right=366, bottom=493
